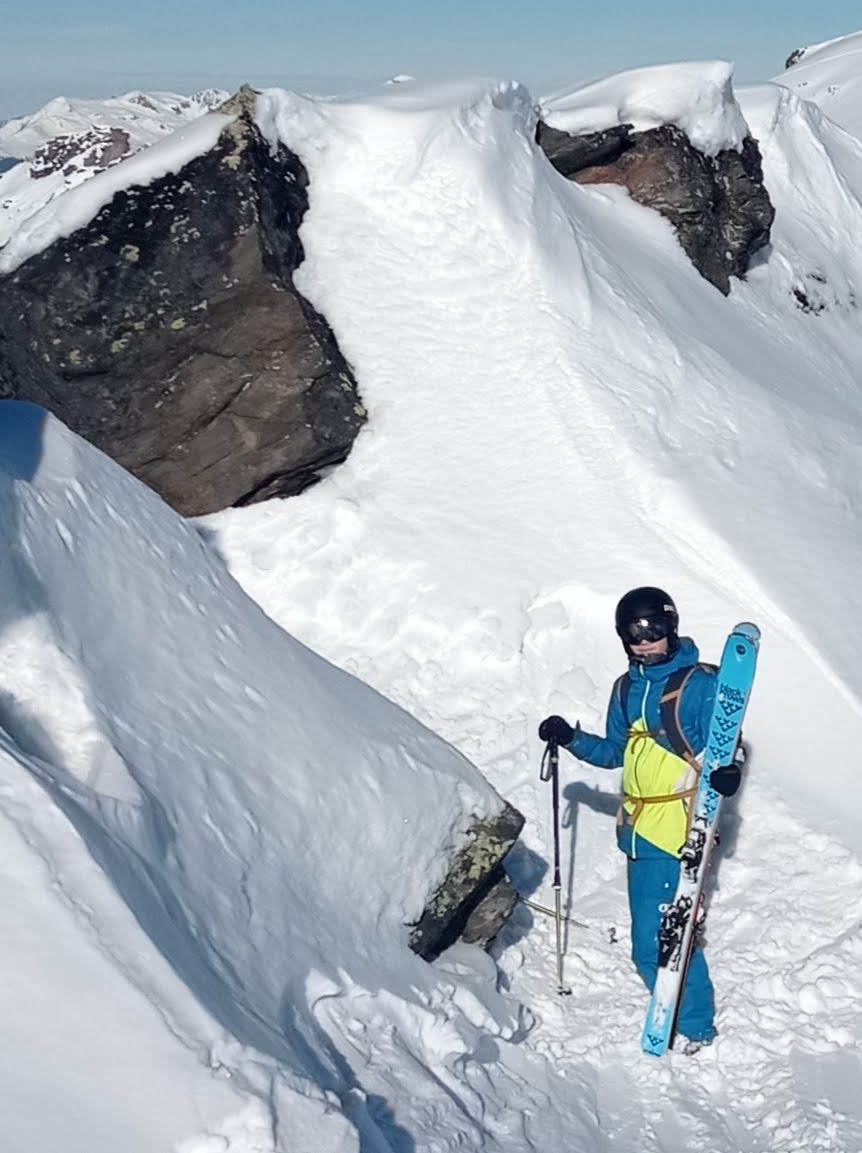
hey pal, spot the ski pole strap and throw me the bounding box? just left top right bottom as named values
left=539, top=740, right=556, bottom=782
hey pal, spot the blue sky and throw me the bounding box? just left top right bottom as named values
left=1, top=0, right=860, bottom=118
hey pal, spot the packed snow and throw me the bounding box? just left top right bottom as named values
left=4, top=30, right=862, bottom=1153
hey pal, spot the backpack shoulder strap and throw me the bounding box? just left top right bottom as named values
left=614, top=672, right=631, bottom=722
left=659, top=662, right=715, bottom=761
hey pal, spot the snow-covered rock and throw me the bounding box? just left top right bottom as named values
left=536, top=120, right=773, bottom=294
left=0, top=89, right=228, bottom=159
left=540, top=61, right=749, bottom=158
left=0, top=97, right=365, bottom=516
left=28, top=125, right=131, bottom=180
left=537, top=61, right=773, bottom=293
left=0, top=89, right=229, bottom=251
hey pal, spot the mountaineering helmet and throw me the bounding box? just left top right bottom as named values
left=615, top=586, right=679, bottom=663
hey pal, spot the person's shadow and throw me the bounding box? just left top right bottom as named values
left=561, top=780, right=620, bottom=951
left=499, top=774, right=620, bottom=959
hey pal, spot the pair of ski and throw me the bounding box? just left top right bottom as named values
left=640, top=621, right=761, bottom=1056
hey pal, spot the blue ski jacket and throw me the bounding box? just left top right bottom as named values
left=567, top=638, right=717, bottom=857
left=568, top=637, right=715, bottom=768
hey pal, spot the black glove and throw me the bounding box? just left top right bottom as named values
left=538, top=715, right=575, bottom=746
left=709, top=764, right=741, bottom=797
left=709, top=742, right=746, bottom=797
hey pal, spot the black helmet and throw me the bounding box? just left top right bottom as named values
left=615, top=587, right=679, bottom=663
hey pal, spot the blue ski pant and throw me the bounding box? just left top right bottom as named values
left=626, top=848, right=716, bottom=1042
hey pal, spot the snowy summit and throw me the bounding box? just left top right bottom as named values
left=3, top=25, right=862, bottom=1153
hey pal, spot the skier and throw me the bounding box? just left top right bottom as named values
left=538, top=587, right=742, bottom=1053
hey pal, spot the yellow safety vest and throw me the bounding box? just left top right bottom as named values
left=621, top=718, right=699, bottom=857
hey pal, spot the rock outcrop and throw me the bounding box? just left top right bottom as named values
left=0, top=88, right=366, bottom=516
left=29, top=126, right=131, bottom=179
left=409, top=804, right=524, bottom=961
left=785, top=47, right=806, bottom=70
left=537, top=120, right=775, bottom=294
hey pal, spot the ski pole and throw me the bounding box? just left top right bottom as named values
left=540, top=738, right=571, bottom=995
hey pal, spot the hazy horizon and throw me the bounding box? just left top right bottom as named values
left=1, top=1, right=859, bottom=120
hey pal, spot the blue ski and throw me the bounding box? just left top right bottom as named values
left=641, top=622, right=760, bottom=1057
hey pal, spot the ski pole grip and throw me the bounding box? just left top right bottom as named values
left=540, top=739, right=558, bottom=781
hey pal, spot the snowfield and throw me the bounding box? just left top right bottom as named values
left=3, top=36, right=862, bottom=1153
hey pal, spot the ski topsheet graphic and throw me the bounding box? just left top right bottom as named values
left=641, top=622, right=761, bottom=1057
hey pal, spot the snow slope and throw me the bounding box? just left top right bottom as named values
left=226, top=76, right=862, bottom=843
left=0, top=728, right=247, bottom=1152
left=206, top=75, right=862, bottom=1148
left=0, top=401, right=562, bottom=1151
left=4, top=54, right=862, bottom=1153
left=776, top=30, right=862, bottom=138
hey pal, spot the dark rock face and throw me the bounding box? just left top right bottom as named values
left=785, top=48, right=805, bottom=70
left=537, top=122, right=632, bottom=175
left=0, top=89, right=365, bottom=516
left=537, top=120, right=775, bottom=295
left=409, top=803, right=524, bottom=961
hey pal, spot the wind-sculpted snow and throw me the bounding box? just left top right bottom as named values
left=541, top=61, right=749, bottom=157
left=738, top=82, right=862, bottom=313
left=0, top=728, right=251, bottom=1152
left=0, top=401, right=546, bottom=1149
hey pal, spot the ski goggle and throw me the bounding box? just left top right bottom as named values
left=620, top=616, right=672, bottom=644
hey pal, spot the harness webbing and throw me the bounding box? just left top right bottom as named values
left=615, top=662, right=716, bottom=763
left=622, top=787, right=698, bottom=827
left=615, top=662, right=716, bottom=839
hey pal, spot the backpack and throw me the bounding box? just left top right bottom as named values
left=614, top=662, right=717, bottom=762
